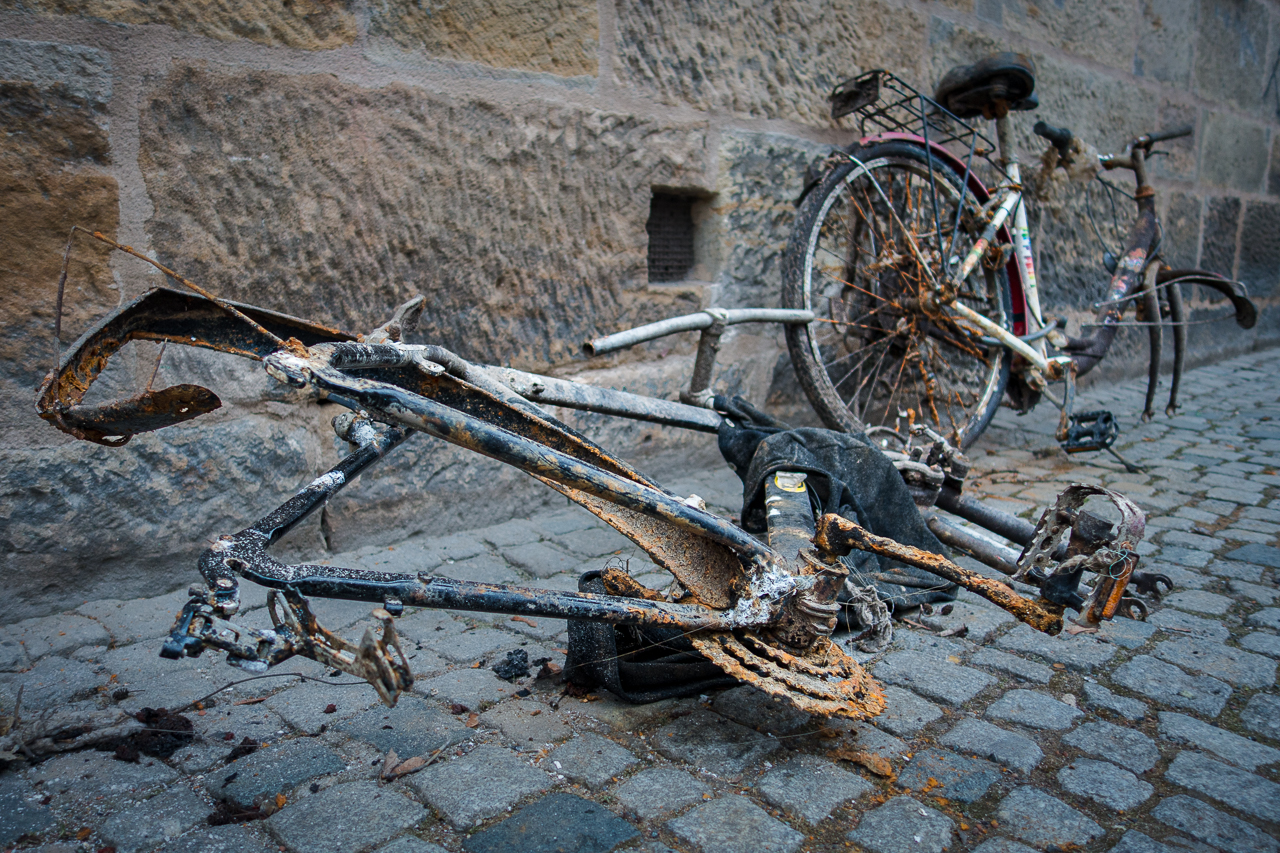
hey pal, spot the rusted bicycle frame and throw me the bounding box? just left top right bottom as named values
left=37, top=275, right=1155, bottom=719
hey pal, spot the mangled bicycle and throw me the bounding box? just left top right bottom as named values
left=784, top=54, right=1257, bottom=468
left=37, top=226, right=1163, bottom=720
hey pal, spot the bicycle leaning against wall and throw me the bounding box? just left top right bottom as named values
left=783, top=54, right=1258, bottom=466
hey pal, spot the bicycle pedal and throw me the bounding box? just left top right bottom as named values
left=1060, top=410, right=1120, bottom=454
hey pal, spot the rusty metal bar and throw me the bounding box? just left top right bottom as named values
left=924, top=512, right=1022, bottom=576
left=814, top=513, right=1064, bottom=634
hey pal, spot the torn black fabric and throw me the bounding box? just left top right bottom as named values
left=721, top=425, right=958, bottom=611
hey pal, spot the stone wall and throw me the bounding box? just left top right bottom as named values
left=1, top=0, right=1276, bottom=619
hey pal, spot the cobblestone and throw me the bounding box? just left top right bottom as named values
left=1154, top=636, right=1276, bottom=688
left=970, top=647, right=1053, bottom=683
left=1062, top=720, right=1160, bottom=773
left=984, top=689, right=1082, bottom=730
left=873, top=651, right=995, bottom=705
left=651, top=710, right=781, bottom=774
left=1158, top=711, right=1280, bottom=770
left=896, top=747, right=1001, bottom=802
left=938, top=718, right=1043, bottom=774
left=613, top=766, right=709, bottom=821
left=993, top=624, right=1118, bottom=671
left=1240, top=631, right=1280, bottom=657
left=542, top=732, right=637, bottom=790
left=1081, top=682, right=1147, bottom=719
left=214, top=738, right=346, bottom=809
left=1151, top=794, right=1279, bottom=853
left=266, top=780, right=425, bottom=853
left=1240, top=692, right=1280, bottom=740
left=872, top=686, right=942, bottom=737
left=667, top=795, right=804, bottom=853
left=467, top=793, right=638, bottom=853
left=1163, top=589, right=1235, bottom=614
left=1247, top=607, right=1280, bottom=630
left=1056, top=758, right=1153, bottom=811
left=1112, top=655, right=1233, bottom=716
left=757, top=754, right=873, bottom=823
left=993, top=787, right=1104, bottom=848
left=847, top=796, right=954, bottom=853
left=409, top=744, right=552, bottom=828
left=1165, top=750, right=1280, bottom=823
left=99, top=786, right=208, bottom=853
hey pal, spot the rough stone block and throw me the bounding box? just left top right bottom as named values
left=1200, top=112, right=1270, bottom=193
left=1110, top=831, right=1181, bottom=853
left=1063, top=720, right=1160, bottom=773
left=710, top=685, right=810, bottom=734
left=984, top=689, right=1082, bottom=730
left=970, top=648, right=1053, bottom=684
left=994, top=624, right=1117, bottom=671
left=1135, top=0, right=1197, bottom=86
left=6, top=613, right=110, bottom=662
left=1228, top=544, right=1280, bottom=568
left=758, top=754, right=873, bottom=823
left=433, top=627, right=524, bottom=664
left=466, top=793, right=638, bottom=853
left=414, top=668, right=515, bottom=710
left=1152, top=793, right=1279, bottom=853
left=1247, top=608, right=1280, bottom=630
left=266, top=780, right=425, bottom=853
left=919, top=600, right=1014, bottom=644
left=1194, top=0, right=1271, bottom=111
left=1199, top=195, right=1242, bottom=276
left=938, top=717, right=1043, bottom=774
left=873, top=686, right=942, bottom=737
left=409, top=744, right=552, bottom=828
left=154, top=824, right=279, bottom=853
left=28, top=750, right=179, bottom=809
left=874, top=650, right=995, bottom=705
left=1240, top=631, right=1280, bottom=657
left=1082, top=682, right=1147, bottom=720
left=896, top=747, right=1001, bottom=802
left=613, top=767, right=710, bottom=821
left=1112, top=654, right=1232, bottom=716
left=262, top=677, right=381, bottom=735
left=501, top=542, right=583, bottom=579
left=994, top=787, right=1104, bottom=848
left=99, top=786, right=209, bottom=853
left=542, top=732, right=637, bottom=790
left=1154, top=637, right=1276, bottom=688
left=1148, top=607, right=1230, bottom=641
left=1231, top=581, right=1280, bottom=604
left=552, top=525, right=632, bottom=558
left=847, top=796, right=955, bottom=853
left=650, top=710, right=780, bottom=775
left=340, top=696, right=472, bottom=758
left=667, top=795, right=804, bottom=853
left=1095, top=615, right=1158, bottom=649
left=1165, top=750, right=1280, bottom=823
left=1159, top=710, right=1280, bottom=769
left=1164, top=589, right=1234, bottom=614
left=1240, top=692, right=1280, bottom=739
left=0, top=774, right=54, bottom=848
left=1057, top=758, right=1153, bottom=811
left=0, top=655, right=105, bottom=710
left=480, top=699, right=572, bottom=749
left=212, top=738, right=346, bottom=809
left=970, top=840, right=1038, bottom=853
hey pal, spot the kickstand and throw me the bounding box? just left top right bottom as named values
left=1104, top=445, right=1145, bottom=474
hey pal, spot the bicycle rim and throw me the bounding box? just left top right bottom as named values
left=784, top=144, right=1011, bottom=449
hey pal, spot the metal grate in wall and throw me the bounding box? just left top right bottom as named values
left=646, top=192, right=696, bottom=282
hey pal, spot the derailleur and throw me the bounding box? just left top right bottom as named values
left=869, top=423, right=969, bottom=507
left=162, top=586, right=413, bottom=706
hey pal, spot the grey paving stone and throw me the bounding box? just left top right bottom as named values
left=476, top=518, right=544, bottom=548
left=481, top=699, right=572, bottom=749
left=340, top=696, right=472, bottom=758
left=1095, top=615, right=1159, bottom=649
left=1152, top=794, right=1279, bottom=853
left=255, top=671, right=372, bottom=725
left=1240, top=692, right=1280, bottom=740
left=430, top=533, right=487, bottom=562
left=938, top=717, right=1043, bottom=774
left=1057, top=758, right=1153, bottom=811
left=1226, top=544, right=1280, bottom=567
left=501, top=613, right=568, bottom=641
left=994, top=624, right=1118, bottom=671
left=6, top=613, right=110, bottom=662
left=1162, top=530, right=1224, bottom=552
left=552, top=525, right=632, bottom=557
left=667, top=795, right=803, bottom=853
left=873, top=650, right=995, bottom=705
left=1165, top=590, right=1235, bottom=614
left=542, top=732, right=637, bottom=790
left=414, top=667, right=516, bottom=710
left=1062, top=720, right=1160, bottom=773
left=847, top=796, right=954, bottom=853
left=1240, top=631, right=1280, bottom=657
left=568, top=694, right=677, bottom=731
left=1149, top=607, right=1232, bottom=641
left=26, top=749, right=179, bottom=807
left=1207, top=560, right=1266, bottom=582
left=896, top=747, right=1000, bottom=802
left=433, top=628, right=523, bottom=664
left=757, top=754, right=873, bottom=823
left=373, top=839, right=449, bottom=853
left=438, top=553, right=520, bottom=585
left=1247, top=608, right=1280, bottom=630
left=76, top=590, right=192, bottom=645
left=501, top=542, right=580, bottom=578
left=613, top=766, right=709, bottom=821
left=1082, top=682, right=1148, bottom=720
left=1157, top=545, right=1215, bottom=567
left=650, top=710, right=780, bottom=775
left=1112, top=655, right=1233, bottom=716
left=970, top=647, right=1053, bottom=683
left=1154, top=637, right=1276, bottom=688
left=0, top=655, right=106, bottom=709
left=99, top=786, right=208, bottom=853
left=154, top=824, right=279, bottom=853
left=1109, top=830, right=1181, bottom=853
left=213, top=738, right=346, bottom=809
left=1231, top=580, right=1280, bottom=603
left=409, top=744, right=552, bottom=828
left=970, top=840, right=1038, bottom=853
left=919, top=600, right=1015, bottom=644
left=267, top=780, right=425, bottom=853
left=1165, top=750, right=1280, bottom=823
left=841, top=720, right=909, bottom=758
left=0, top=774, right=54, bottom=847
left=1159, top=710, right=1280, bottom=770
left=357, top=540, right=445, bottom=575
left=711, top=685, right=810, bottom=734
left=994, top=787, right=1104, bottom=849
left=873, top=686, right=942, bottom=737
left=984, top=689, right=1082, bottom=730
left=466, top=792, right=638, bottom=853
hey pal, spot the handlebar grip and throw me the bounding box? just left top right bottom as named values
left=1033, top=120, right=1075, bottom=159
left=1146, top=124, right=1193, bottom=144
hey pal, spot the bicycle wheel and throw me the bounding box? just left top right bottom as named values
left=783, top=141, right=1012, bottom=450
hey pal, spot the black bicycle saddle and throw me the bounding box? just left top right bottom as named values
left=934, top=53, right=1038, bottom=118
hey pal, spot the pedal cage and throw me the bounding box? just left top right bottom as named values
left=1061, top=410, right=1120, bottom=454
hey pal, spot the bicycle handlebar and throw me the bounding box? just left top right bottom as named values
left=1033, top=120, right=1075, bottom=161
left=1138, top=124, right=1193, bottom=147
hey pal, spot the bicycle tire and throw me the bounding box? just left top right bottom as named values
left=783, top=141, right=1013, bottom=450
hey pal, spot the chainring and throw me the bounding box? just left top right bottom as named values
left=691, top=631, right=885, bottom=720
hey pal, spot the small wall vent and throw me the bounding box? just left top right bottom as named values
left=646, top=192, right=696, bottom=283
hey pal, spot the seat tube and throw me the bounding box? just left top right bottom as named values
left=997, top=114, right=1046, bottom=354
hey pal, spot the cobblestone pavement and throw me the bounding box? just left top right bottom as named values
left=3, top=348, right=1280, bottom=853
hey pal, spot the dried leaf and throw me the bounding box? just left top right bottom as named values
left=1064, top=623, right=1098, bottom=636
left=384, top=755, right=427, bottom=780
left=380, top=748, right=399, bottom=780
left=832, top=747, right=893, bottom=777
left=511, top=616, right=538, bottom=627
left=232, top=697, right=266, bottom=706
left=76, top=827, right=92, bottom=841
left=274, top=793, right=286, bottom=810
left=464, top=713, right=480, bottom=728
